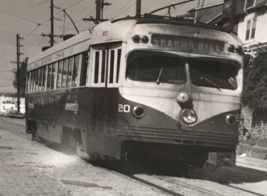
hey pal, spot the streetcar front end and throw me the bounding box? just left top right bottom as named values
left=113, top=19, right=244, bottom=166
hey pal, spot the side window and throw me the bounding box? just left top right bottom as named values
left=72, top=55, right=80, bottom=87
left=32, top=70, right=35, bottom=92
left=92, top=44, right=122, bottom=87
left=80, top=52, right=89, bottom=86
left=47, top=64, right=52, bottom=90
left=41, top=67, right=46, bottom=91
left=27, top=72, right=31, bottom=93
left=37, top=68, right=41, bottom=91
left=52, top=63, right=57, bottom=89
left=116, top=49, right=121, bottom=83
left=62, top=59, right=68, bottom=88
left=109, top=50, right=115, bottom=84
left=34, top=69, right=38, bottom=92
left=94, top=51, right=100, bottom=83
left=57, top=61, right=63, bottom=89
left=93, top=49, right=106, bottom=87
left=67, top=57, right=74, bottom=88
left=107, top=48, right=122, bottom=87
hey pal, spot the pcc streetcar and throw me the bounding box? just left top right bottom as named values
left=26, top=15, right=244, bottom=167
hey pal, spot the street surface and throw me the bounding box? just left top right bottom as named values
left=0, top=118, right=164, bottom=196
left=1, top=117, right=267, bottom=196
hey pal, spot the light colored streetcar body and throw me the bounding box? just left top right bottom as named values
left=26, top=17, right=244, bottom=167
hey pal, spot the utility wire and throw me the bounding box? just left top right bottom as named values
left=0, top=47, right=15, bottom=59
left=109, top=0, right=133, bottom=19
left=0, top=7, right=40, bottom=25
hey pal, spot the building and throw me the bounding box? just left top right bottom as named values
left=0, top=94, right=25, bottom=115
left=182, top=0, right=267, bottom=133
left=185, top=0, right=267, bottom=57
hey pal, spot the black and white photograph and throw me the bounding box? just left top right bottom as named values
left=0, top=0, right=267, bottom=195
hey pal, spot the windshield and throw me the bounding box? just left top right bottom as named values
left=189, top=59, right=238, bottom=90
left=126, top=51, right=239, bottom=90
left=126, top=51, right=187, bottom=84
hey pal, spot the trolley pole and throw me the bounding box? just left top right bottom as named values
left=136, top=0, right=142, bottom=17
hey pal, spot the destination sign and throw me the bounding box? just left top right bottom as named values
left=151, top=34, right=225, bottom=52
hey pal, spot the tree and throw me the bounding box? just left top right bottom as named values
left=242, top=51, right=267, bottom=126
left=13, top=57, right=28, bottom=97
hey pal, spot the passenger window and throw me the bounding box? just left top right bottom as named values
left=62, top=59, right=68, bottom=88
left=92, top=44, right=122, bottom=87
left=37, top=68, right=41, bottom=91
left=80, top=52, right=88, bottom=86
left=72, top=55, right=79, bottom=87
left=94, top=52, right=100, bottom=83
left=27, top=72, right=31, bottom=92
left=32, top=70, right=35, bottom=92
left=41, top=67, right=46, bottom=91
left=93, top=50, right=106, bottom=85
left=116, top=49, right=121, bottom=83
left=67, top=57, right=74, bottom=87
left=47, top=64, right=52, bottom=90
left=109, top=50, right=115, bottom=83
left=107, top=47, right=122, bottom=87
left=101, top=51, right=106, bottom=83
left=52, top=63, right=57, bottom=89
left=57, top=61, right=63, bottom=89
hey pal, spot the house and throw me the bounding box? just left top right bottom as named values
left=209, top=0, right=267, bottom=57
left=182, top=0, right=267, bottom=133
left=184, top=0, right=267, bottom=57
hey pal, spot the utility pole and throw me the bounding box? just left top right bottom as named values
left=16, top=34, right=23, bottom=113
left=50, top=0, right=54, bottom=47
left=228, top=0, right=237, bottom=32
left=42, top=0, right=62, bottom=47
left=136, top=0, right=141, bottom=17
left=83, top=0, right=111, bottom=24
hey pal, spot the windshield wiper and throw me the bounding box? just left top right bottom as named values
left=156, top=65, right=164, bottom=85
left=192, top=70, right=222, bottom=92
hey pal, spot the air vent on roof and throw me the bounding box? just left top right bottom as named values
left=42, top=46, right=51, bottom=51
left=63, top=34, right=75, bottom=41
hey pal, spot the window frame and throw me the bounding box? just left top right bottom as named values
left=244, top=0, right=255, bottom=10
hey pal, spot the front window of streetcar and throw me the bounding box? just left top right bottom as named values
left=189, top=59, right=238, bottom=90
left=126, top=51, right=240, bottom=90
left=126, top=51, right=187, bottom=84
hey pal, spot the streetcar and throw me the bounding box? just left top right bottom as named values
left=25, top=15, right=244, bottom=167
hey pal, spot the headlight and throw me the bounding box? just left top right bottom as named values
left=132, top=106, right=145, bottom=119
left=226, top=114, right=237, bottom=125
left=180, top=109, right=197, bottom=124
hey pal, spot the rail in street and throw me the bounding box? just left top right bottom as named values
left=1, top=117, right=267, bottom=196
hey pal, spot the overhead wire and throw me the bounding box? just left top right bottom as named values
left=109, top=0, right=134, bottom=19
left=23, top=0, right=48, bottom=10
left=0, top=7, right=41, bottom=25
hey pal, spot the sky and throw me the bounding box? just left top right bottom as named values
left=0, top=0, right=223, bottom=93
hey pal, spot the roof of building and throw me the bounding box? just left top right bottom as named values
left=185, top=0, right=267, bottom=25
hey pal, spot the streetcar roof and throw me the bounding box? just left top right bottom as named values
left=28, top=30, right=92, bottom=70
left=28, top=17, right=243, bottom=71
